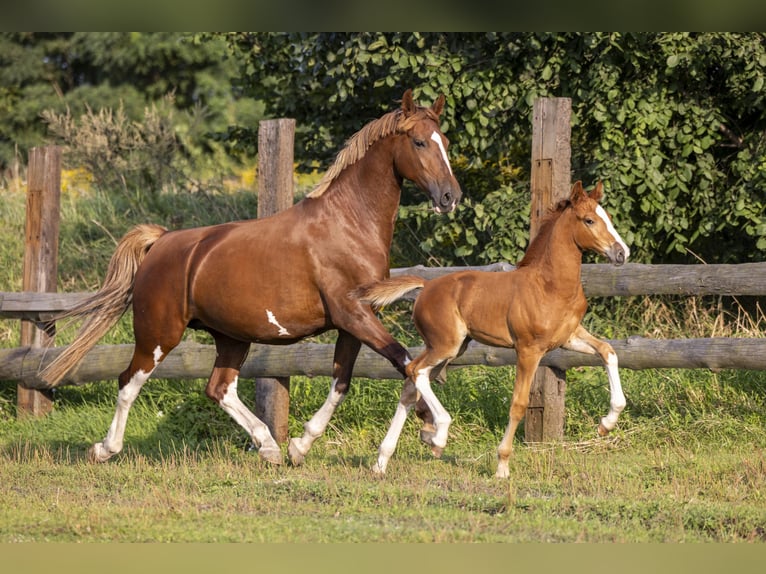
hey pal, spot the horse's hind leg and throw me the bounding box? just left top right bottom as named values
left=206, top=334, right=281, bottom=465
left=563, top=324, right=625, bottom=435
left=416, top=340, right=466, bottom=449
left=407, top=356, right=452, bottom=458
left=89, top=342, right=171, bottom=463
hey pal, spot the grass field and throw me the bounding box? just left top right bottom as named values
left=2, top=186, right=766, bottom=543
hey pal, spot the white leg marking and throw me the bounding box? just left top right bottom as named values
left=601, top=352, right=626, bottom=432
left=413, top=368, right=451, bottom=449
left=596, top=205, right=630, bottom=259
left=93, top=368, right=152, bottom=461
left=266, top=310, right=291, bottom=336
left=563, top=336, right=626, bottom=433
left=374, top=400, right=413, bottom=474
left=430, top=131, right=453, bottom=175
left=219, top=378, right=279, bottom=453
left=289, top=379, right=345, bottom=459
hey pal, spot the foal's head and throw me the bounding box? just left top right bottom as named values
left=394, top=89, right=462, bottom=213
left=569, top=181, right=630, bottom=265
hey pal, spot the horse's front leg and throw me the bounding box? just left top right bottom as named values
left=496, top=349, right=543, bottom=479
left=288, top=330, right=361, bottom=466
left=563, top=324, right=625, bottom=435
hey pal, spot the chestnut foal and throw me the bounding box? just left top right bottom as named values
left=356, top=181, right=629, bottom=478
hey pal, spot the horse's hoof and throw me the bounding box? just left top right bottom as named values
left=419, top=428, right=436, bottom=446
left=287, top=439, right=306, bottom=466
left=371, top=461, right=386, bottom=475
left=597, top=422, right=610, bottom=437
left=430, top=444, right=444, bottom=459
left=259, top=446, right=283, bottom=465
left=87, top=443, right=111, bottom=464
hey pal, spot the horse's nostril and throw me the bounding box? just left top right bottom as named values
left=441, top=192, right=452, bottom=206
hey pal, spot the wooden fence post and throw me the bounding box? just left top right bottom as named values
left=17, top=146, right=62, bottom=417
left=525, top=98, right=571, bottom=442
left=254, top=118, right=295, bottom=444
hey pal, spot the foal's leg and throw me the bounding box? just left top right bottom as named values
left=563, top=324, right=626, bottom=435
left=496, top=349, right=543, bottom=479
left=89, top=342, right=171, bottom=463
left=408, top=359, right=452, bottom=457
left=206, top=335, right=281, bottom=464
left=288, top=330, right=361, bottom=465
left=373, top=377, right=419, bottom=474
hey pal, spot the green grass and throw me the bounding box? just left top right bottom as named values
left=2, top=186, right=766, bottom=542
left=2, top=365, right=766, bottom=542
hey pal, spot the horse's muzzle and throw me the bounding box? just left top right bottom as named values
left=609, top=243, right=627, bottom=266
left=432, top=186, right=461, bottom=214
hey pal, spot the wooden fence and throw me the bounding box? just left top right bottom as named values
left=2, top=97, right=766, bottom=444
left=3, top=268, right=766, bottom=387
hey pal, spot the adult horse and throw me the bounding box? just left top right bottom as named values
left=41, top=88, right=462, bottom=466
left=356, top=181, right=629, bottom=478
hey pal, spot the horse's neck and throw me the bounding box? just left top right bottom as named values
left=525, top=212, right=584, bottom=291
left=322, top=150, right=403, bottom=246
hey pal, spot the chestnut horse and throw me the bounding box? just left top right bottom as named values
left=356, top=181, right=629, bottom=478
left=41, top=89, right=461, bottom=466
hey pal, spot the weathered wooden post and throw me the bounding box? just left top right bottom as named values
left=254, top=118, right=295, bottom=443
left=17, top=146, right=62, bottom=417
left=525, top=98, right=571, bottom=442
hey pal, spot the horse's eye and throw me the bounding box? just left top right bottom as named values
left=585, top=218, right=595, bottom=226
left=413, top=139, right=426, bottom=148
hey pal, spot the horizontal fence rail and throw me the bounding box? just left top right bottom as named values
left=2, top=337, right=766, bottom=390
left=3, top=261, right=766, bottom=322
left=2, top=261, right=766, bottom=389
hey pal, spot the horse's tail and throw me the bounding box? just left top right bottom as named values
left=40, top=224, right=167, bottom=386
left=353, top=275, right=427, bottom=310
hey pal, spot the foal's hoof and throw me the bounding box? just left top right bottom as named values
left=597, top=422, right=610, bottom=437
left=419, top=425, right=436, bottom=446
left=430, top=444, right=444, bottom=459
left=259, top=446, right=283, bottom=465
left=287, top=439, right=306, bottom=466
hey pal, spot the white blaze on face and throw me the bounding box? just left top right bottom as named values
left=430, top=131, right=453, bottom=175
left=595, top=205, right=630, bottom=260
left=266, top=309, right=290, bottom=336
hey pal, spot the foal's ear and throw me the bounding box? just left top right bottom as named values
left=590, top=181, right=604, bottom=202
left=431, top=94, right=446, bottom=117
left=570, top=180, right=585, bottom=202
left=401, top=89, right=416, bottom=116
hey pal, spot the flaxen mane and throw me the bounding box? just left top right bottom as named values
left=307, top=105, right=439, bottom=198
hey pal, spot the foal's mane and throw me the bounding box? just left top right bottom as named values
left=307, top=105, right=439, bottom=198
left=516, top=199, right=571, bottom=268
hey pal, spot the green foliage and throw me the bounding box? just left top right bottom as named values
left=224, top=32, right=766, bottom=265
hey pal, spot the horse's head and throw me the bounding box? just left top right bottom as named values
left=570, top=181, right=630, bottom=266
left=395, top=89, right=462, bottom=214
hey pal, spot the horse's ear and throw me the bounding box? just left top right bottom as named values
left=401, top=89, right=416, bottom=116
left=431, top=94, right=446, bottom=117
left=570, top=180, right=585, bottom=203
left=590, top=181, right=604, bottom=202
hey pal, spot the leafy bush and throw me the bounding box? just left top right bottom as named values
left=228, top=32, right=766, bottom=265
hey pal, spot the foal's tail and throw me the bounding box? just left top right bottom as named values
left=354, top=275, right=427, bottom=310
left=40, top=224, right=167, bottom=386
